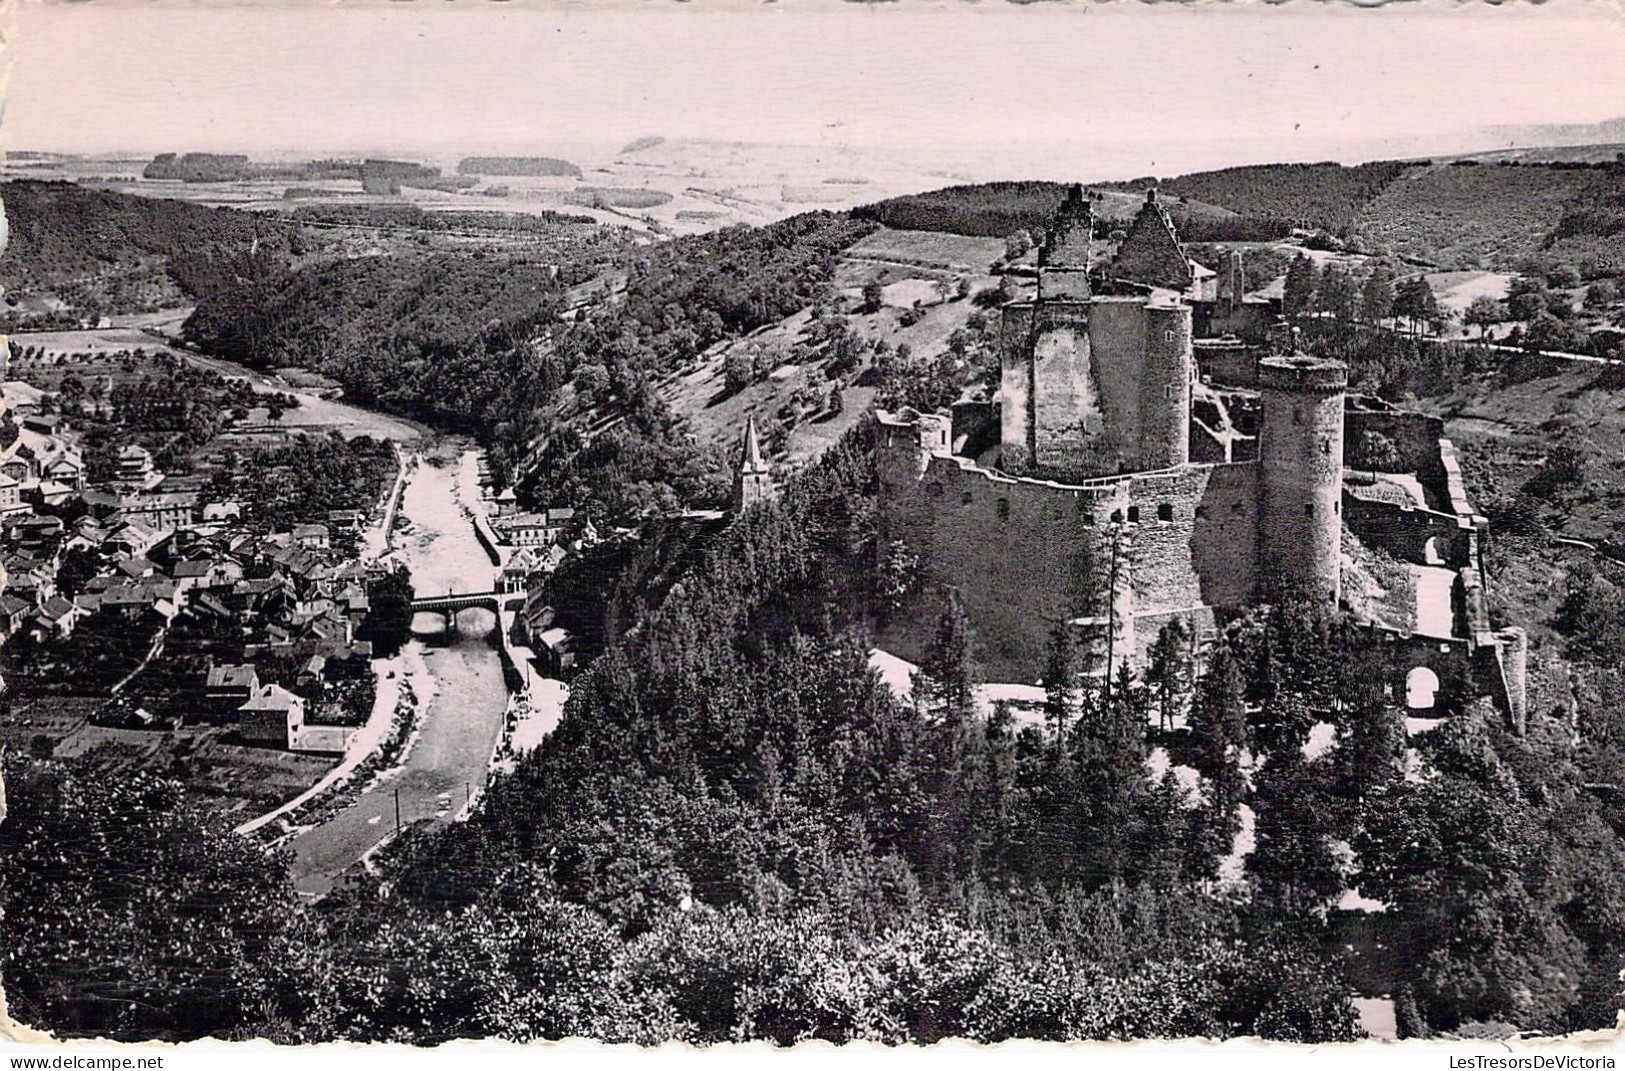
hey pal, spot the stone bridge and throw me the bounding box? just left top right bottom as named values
left=411, top=590, right=503, bottom=634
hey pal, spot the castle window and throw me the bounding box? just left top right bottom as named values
left=1323, top=439, right=1332, bottom=455
left=1164, top=384, right=1175, bottom=400
left=961, top=490, right=973, bottom=506
left=1157, top=503, right=1173, bottom=523
left=1304, top=503, right=1314, bottom=517
left=1231, top=501, right=1244, bottom=514
left=1293, top=407, right=1303, bottom=426
left=997, top=498, right=1011, bottom=521
left=1127, top=506, right=1140, bottom=523
left=1195, top=505, right=1208, bottom=519
left=1164, top=329, right=1176, bottom=342
left=1111, top=509, right=1123, bottom=523
left=1335, top=500, right=1340, bottom=515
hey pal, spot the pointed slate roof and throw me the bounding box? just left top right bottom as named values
left=738, top=415, right=767, bottom=473
left=1110, top=188, right=1195, bottom=293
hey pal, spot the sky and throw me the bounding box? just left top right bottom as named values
left=5, top=0, right=1625, bottom=175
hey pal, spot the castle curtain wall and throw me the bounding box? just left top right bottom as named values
left=878, top=413, right=1260, bottom=679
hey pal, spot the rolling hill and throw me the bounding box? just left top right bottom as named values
left=856, top=158, right=1625, bottom=277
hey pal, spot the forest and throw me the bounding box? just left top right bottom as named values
left=6, top=426, right=1624, bottom=1043
left=0, top=180, right=307, bottom=326
left=852, top=181, right=1290, bottom=243
left=182, top=209, right=875, bottom=521
left=1106, top=161, right=1416, bottom=235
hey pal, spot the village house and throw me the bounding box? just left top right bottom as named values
left=0, top=593, right=33, bottom=637
left=535, top=626, right=580, bottom=677
left=115, top=491, right=199, bottom=533
left=105, top=521, right=163, bottom=559
left=96, top=578, right=180, bottom=622
left=0, top=472, right=27, bottom=517
left=499, top=544, right=566, bottom=594
left=31, top=596, right=83, bottom=641
left=4, top=558, right=57, bottom=605
left=292, top=523, right=331, bottom=550
left=236, top=683, right=303, bottom=748
left=1, top=380, right=49, bottom=420
left=518, top=589, right=554, bottom=646
left=116, top=444, right=161, bottom=488
left=492, top=507, right=575, bottom=548
left=205, top=663, right=261, bottom=708
left=5, top=514, right=65, bottom=554
left=40, top=449, right=85, bottom=490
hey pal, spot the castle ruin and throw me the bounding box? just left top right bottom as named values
left=875, top=186, right=1526, bottom=726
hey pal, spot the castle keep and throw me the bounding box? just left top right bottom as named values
left=876, top=186, right=1526, bottom=724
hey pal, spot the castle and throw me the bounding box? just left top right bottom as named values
left=876, top=186, right=1527, bottom=725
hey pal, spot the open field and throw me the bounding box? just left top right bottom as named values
left=843, top=227, right=1007, bottom=273
left=7, top=138, right=984, bottom=239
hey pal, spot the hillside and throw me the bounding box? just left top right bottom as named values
left=181, top=253, right=570, bottom=430
left=1354, top=164, right=1605, bottom=271
left=1105, top=160, right=1416, bottom=235
left=0, top=179, right=306, bottom=327
left=855, top=159, right=1625, bottom=279
left=1417, top=356, right=1625, bottom=554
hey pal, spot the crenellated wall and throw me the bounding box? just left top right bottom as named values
left=1342, top=495, right=1471, bottom=569
left=1345, top=400, right=1450, bottom=491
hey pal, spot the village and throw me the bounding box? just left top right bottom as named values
left=0, top=337, right=600, bottom=825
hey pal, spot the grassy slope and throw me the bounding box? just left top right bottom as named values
left=1421, top=358, right=1625, bottom=548
left=1110, top=160, right=1414, bottom=233
left=657, top=227, right=1002, bottom=466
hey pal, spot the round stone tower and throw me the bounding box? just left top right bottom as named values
left=1138, top=301, right=1192, bottom=470
left=1257, top=355, right=1347, bottom=606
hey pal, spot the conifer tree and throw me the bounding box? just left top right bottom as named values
left=1144, top=619, right=1194, bottom=733
left=1041, top=624, right=1078, bottom=752
left=1283, top=254, right=1320, bottom=324
left=1360, top=261, right=1396, bottom=324
left=919, top=587, right=980, bottom=726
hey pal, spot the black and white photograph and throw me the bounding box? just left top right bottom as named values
left=2, top=0, right=1625, bottom=1055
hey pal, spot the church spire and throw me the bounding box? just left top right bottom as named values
left=732, top=415, right=775, bottom=513
left=739, top=413, right=766, bottom=472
